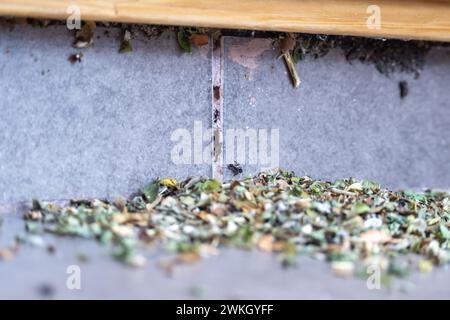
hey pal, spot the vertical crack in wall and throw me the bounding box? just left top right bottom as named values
left=212, top=36, right=224, bottom=181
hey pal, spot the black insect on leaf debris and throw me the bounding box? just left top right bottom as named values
left=227, top=162, right=243, bottom=176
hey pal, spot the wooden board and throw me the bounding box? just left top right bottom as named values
left=0, top=0, right=449, bottom=41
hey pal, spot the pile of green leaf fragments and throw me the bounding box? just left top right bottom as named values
left=23, top=169, right=450, bottom=278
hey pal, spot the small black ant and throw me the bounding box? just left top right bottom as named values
left=227, top=162, right=243, bottom=176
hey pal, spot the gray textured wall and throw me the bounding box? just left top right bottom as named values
left=0, top=25, right=449, bottom=205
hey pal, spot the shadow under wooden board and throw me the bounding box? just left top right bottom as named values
left=0, top=0, right=449, bottom=42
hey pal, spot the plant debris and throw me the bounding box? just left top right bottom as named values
left=177, top=27, right=211, bottom=53
left=128, top=24, right=166, bottom=39
left=119, top=30, right=133, bottom=53
left=189, top=33, right=209, bottom=47
left=290, top=33, right=437, bottom=78
left=20, top=169, right=450, bottom=281
left=0, top=239, right=20, bottom=262
left=177, top=27, right=193, bottom=54
left=2, top=16, right=444, bottom=81
left=279, top=36, right=301, bottom=88
left=73, top=21, right=96, bottom=49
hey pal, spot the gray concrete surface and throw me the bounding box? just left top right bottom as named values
left=1, top=204, right=449, bottom=299
left=223, top=37, right=450, bottom=189
left=1, top=26, right=449, bottom=203
left=1, top=25, right=450, bottom=299
left=0, top=24, right=211, bottom=204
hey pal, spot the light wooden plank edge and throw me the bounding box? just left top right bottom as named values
left=0, top=0, right=449, bottom=42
